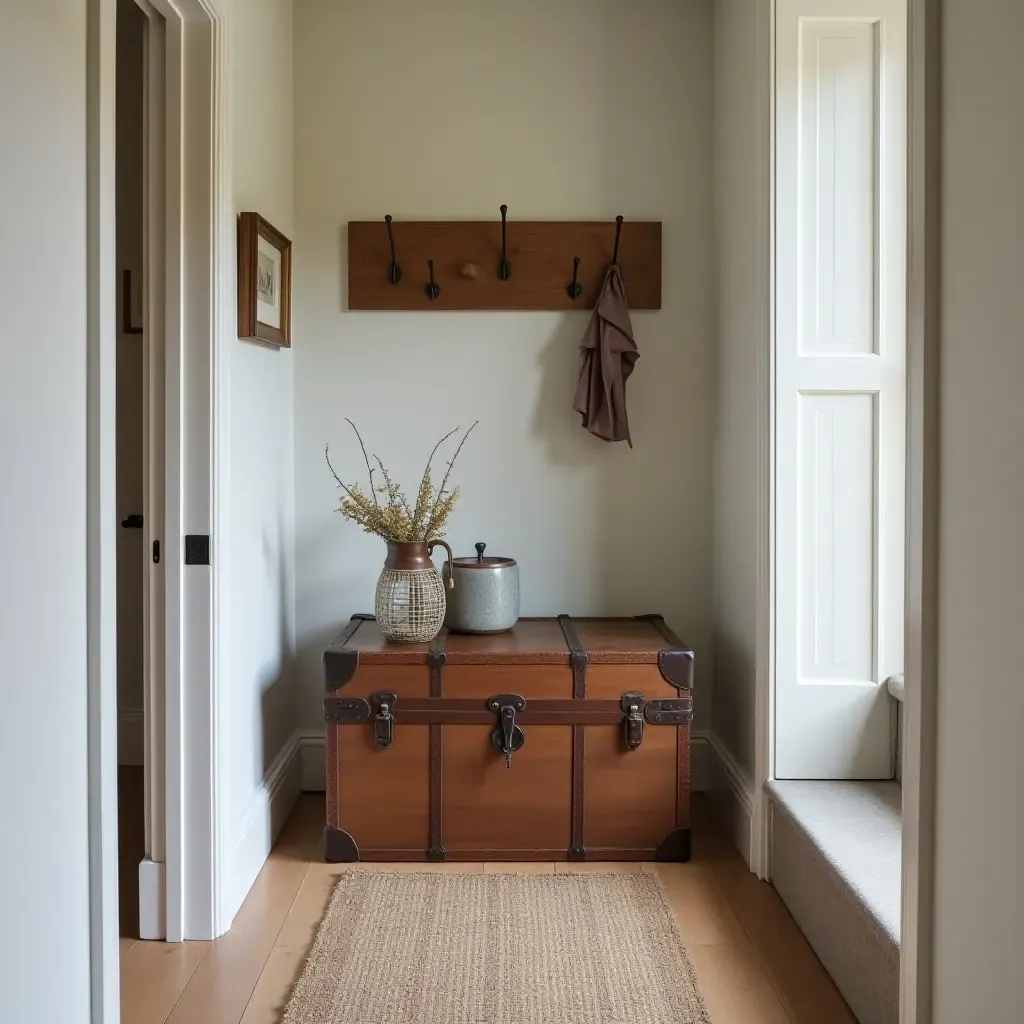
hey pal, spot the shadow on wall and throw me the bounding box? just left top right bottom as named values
left=256, top=507, right=298, bottom=782
left=532, top=306, right=703, bottom=620
left=532, top=313, right=598, bottom=468
left=294, top=517, right=350, bottom=725
left=711, top=625, right=757, bottom=778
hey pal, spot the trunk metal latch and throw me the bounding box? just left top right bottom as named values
left=372, top=691, right=397, bottom=748
left=621, top=692, right=646, bottom=750
left=644, top=696, right=693, bottom=725
left=488, top=693, right=526, bottom=767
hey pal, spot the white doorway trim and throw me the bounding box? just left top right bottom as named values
left=751, top=0, right=776, bottom=881
left=88, top=0, right=230, bottom=1006
left=132, top=0, right=168, bottom=942
left=899, top=0, right=939, bottom=1019
left=752, top=0, right=939, bottom=1015
left=133, top=0, right=231, bottom=944
left=86, top=0, right=120, bottom=1017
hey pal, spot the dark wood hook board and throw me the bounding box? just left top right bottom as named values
left=347, top=219, right=662, bottom=311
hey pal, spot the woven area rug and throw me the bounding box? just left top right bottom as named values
left=283, top=870, right=711, bottom=1023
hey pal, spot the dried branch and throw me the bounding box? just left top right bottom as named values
left=326, top=422, right=476, bottom=543
left=325, top=444, right=359, bottom=502
left=414, top=425, right=459, bottom=519
left=345, top=417, right=379, bottom=508
left=374, top=454, right=415, bottom=523
left=424, top=485, right=460, bottom=540
left=424, top=420, right=478, bottom=535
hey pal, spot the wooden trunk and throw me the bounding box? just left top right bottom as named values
left=322, top=615, right=694, bottom=863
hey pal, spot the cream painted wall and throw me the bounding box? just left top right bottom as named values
left=710, top=0, right=765, bottom=780
left=292, top=0, right=715, bottom=731
left=932, top=1, right=1024, bottom=1018
left=224, top=0, right=297, bottom=857
left=0, top=1, right=93, bottom=1019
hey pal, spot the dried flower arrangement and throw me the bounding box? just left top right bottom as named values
left=325, top=419, right=478, bottom=542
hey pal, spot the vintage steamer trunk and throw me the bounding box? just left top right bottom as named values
left=322, top=614, right=694, bottom=863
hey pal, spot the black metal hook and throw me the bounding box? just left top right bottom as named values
left=498, top=204, right=511, bottom=280
left=425, top=259, right=440, bottom=301
left=567, top=256, right=582, bottom=300
left=611, top=215, right=624, bottom=266
left=384, top=214, right=401, bottom=284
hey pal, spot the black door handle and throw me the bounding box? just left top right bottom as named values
left=121, top=514, right=144, bottom=529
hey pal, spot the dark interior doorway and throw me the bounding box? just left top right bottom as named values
left=115, top=0, right=147, bottom=942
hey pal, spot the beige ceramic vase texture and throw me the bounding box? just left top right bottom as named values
left=374, top=540, right=453, bottom=643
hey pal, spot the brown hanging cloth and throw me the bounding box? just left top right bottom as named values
left=573, top=264, right=639, bottom=447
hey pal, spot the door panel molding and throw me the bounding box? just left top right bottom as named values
left=775, top=0, right=907, bottom=780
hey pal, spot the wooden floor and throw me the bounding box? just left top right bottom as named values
left=118, top=785, right=855, bottom=1024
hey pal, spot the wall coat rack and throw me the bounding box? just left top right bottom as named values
left=347, top=208, right=662, bottom=311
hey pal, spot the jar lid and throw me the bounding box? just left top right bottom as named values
left=452, top=555, right=517, bottom=568
left=451, top=542, right=516, bottom=569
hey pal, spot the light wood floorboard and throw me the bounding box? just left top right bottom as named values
left=119, top=792, right=854, bottom=1024
left=708, top=855, right=858, bottom=1024
left=120, top=940, right=210, bottom=1024
left=163, top=855, right=311, bottom=1024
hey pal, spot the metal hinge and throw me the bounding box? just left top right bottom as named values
left=323, top=696, right=371, bottom=724
left=644, top=697, right=693, bottom=725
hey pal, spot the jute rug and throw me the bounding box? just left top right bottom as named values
left=283, top=870, right=711, bottom=1023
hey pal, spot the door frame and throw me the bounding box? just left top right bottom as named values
left=752, top=0, right=939, bottom=1016
left=899, top=0, right=940, bottom=1019
left=132, top=0, right=168, bottom=942
left=751, top=0, right=776, bottom=881
left=131, top=0, right=230, bottom=944
left=86, top=1, right=121, bottom=1016
left=87, top=0, right=230, bottom=1008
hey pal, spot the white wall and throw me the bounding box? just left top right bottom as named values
left=710, top=0, right=766, bottom=780
left=222, top=0, right=297, bottom=917
left=932, top=1, right=1024, bottom=1018
left=0, top=2, right=93, bottom=1020
left=292, top=0, right=716, bottom=733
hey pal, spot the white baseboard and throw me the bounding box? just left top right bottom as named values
left=297, top=727, right=721, bottom=795
left=690, top=730, right=712, bottom=792
left=223, top=731, right=303, bottom=929
left=297, top=728, right=326, bottom=790
left=138, top=858, right=166, bottom=939
left=704, top=731, right=756, bottom=868
left=118, top=708, right=145, bottom=766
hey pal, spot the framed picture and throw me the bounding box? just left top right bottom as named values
left=238, top=212, right=292, bottom=347
left=122, top=267, right=143, bottom=334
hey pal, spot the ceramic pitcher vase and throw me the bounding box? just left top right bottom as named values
left=374, top=540, right=453, bottom=643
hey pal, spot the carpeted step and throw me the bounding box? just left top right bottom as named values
left=766, top=780, right=901, bottom=1024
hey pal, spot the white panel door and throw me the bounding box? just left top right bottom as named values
left=775, top=0, right=906, bottom=778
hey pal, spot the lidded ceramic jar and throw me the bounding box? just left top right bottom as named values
left=442, top=542, right=519, bottom=634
